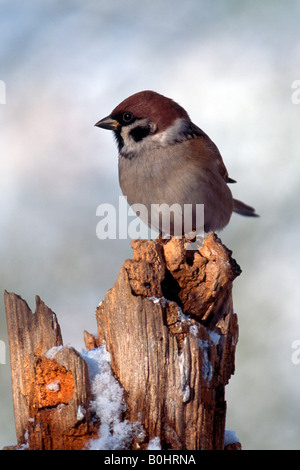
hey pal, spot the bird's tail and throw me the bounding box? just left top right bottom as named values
left=233, top=199, right=259, bottom=217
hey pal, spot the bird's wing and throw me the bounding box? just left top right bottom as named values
left=187, top=124, right=234, bottom=184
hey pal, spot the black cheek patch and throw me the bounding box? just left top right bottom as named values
left=129, top=125, right=151, bottom=142
left=113, top=130, right=124, bottom=152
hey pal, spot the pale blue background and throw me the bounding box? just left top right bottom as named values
left=1, top=0, right=300, bottom=449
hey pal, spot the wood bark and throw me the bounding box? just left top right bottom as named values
left=4, top=233, right=241, bottom=450
left=4, top=293, right=98, bottom=450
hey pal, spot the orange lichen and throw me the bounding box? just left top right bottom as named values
left=35, top=357, right=74, bottom=408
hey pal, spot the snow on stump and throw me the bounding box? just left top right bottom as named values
left=4, top=233, right=241, bottom=450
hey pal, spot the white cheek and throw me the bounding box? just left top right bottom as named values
left=120, top=127, right=148, bottom=154
left=120, top=121, right=155, bottom=155
left=152, top=118, right=190, bottom=145
left=119, top=117, right=189, bottom=156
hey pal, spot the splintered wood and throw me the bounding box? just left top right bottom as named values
left=4, top=293, right=98, bottom=450
left=96, top=233, right=240, bottom=450
left=4, top=233, right=241, bottom=450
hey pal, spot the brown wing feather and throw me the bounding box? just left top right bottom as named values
left=184, top=132, right=231, bottom=183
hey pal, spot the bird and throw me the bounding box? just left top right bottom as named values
left=95, top=90, right=258, bottom=237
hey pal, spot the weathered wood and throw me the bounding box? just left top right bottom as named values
left=4, top=233, right=241, bottom=450
left=4, top=292, right=98, bottom=450
left=96, top=233, right=240, bottom=450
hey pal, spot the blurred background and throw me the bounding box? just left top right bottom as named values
left=1, top=0, right=300, bottom=450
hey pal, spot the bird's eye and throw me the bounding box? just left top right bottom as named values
left=122, top=112, right=134, bottom=123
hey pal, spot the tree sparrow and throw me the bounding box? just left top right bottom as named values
left=95, top=90, right=258, bottom=236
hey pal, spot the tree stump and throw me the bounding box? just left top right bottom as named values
left=4, top=293, right=99, bottom=450
left=4, top=233, right=241, bottom=450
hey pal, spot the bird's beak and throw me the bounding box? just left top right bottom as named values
left=94, top=115, right=119, bottom=131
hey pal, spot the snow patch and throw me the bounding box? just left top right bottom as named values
left=179, top=348, right=190, bottom=403
left=147, top=296, right=163, bottom=304
left=209, top=331, right=221, bottom=345
left=224, top=429, right=240, bottom=446
left=198, top=339, right=213, bottom=383
left=81, top=346, right=144, bottom=450
left=76, top=405, right=86, bottom=421
left=46, top=379, right=60, bottom=392
left=177, top=305, right=190, bottom=323
left=189, top=324, right=199, bottom=337
left=45, top=345, right=63, bottom=359
left=147, top=436, right=161, bottom=450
